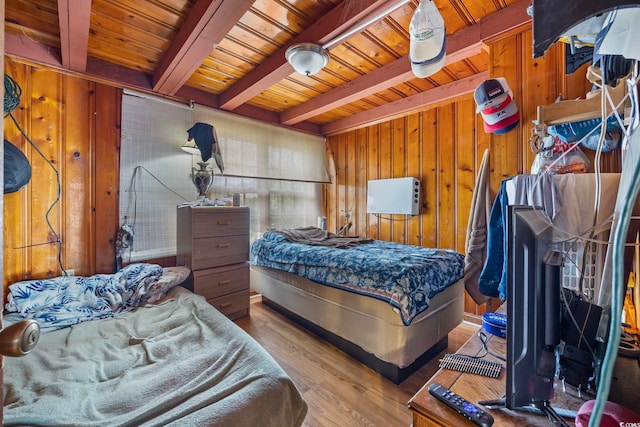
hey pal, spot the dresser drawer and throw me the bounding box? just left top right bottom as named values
left=192, top=234, right=249, bottom=270
left=192, top=209, right=249, bottom=238
left=193, top=263, right=249, bottom=300
left=208, top=289, right=250, bottom=319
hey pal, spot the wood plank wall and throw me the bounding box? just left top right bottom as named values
left=3, top=58, right=121, bottom=289
left=2, top=26, right=621, bottom=315
left=325, top=28, right=621, bottom=317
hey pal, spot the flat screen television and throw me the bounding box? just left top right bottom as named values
left=482, top=205, right=566, bottom=424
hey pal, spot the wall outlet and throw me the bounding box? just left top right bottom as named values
left=66, top=269, right=75, bottom=276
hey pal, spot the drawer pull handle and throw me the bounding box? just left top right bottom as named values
left=220, top=302, right=233, bottom=308
left=217, top=243, right=231, bottom=248
left=217, top=221, right=231, bottom=225
left=218, top=279, right=232, bottom=286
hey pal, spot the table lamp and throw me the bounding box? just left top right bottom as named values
left=182, top=123, right=224, bottom=200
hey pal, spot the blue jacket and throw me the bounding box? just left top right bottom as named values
left=478, top=179, right=510, bottom=300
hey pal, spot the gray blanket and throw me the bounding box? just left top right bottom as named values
left=3, top=290, right=307, bottom=427
left=274, top=226, right=373, bottom=248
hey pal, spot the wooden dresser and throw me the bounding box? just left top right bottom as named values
left=176, top=205, right=250, bottom=320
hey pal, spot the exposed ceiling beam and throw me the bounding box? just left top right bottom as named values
left=280, top=0, right=532, bottom=126
left=5, top=33, right=62, bottom=68
left=218, top=0, right=397, bottom=110
left=57, top=0, right=91, bottom=72
left=153, top=0, right=254, bottom=95
left=278, top=39, right=482, bottom=126
left=176, top=86, right=322, bottom=135
left=4, top=33, right=322, bottom=136
left=4, top=0, right=531, bottom=139
left=321, top=71, right=489, bottom=136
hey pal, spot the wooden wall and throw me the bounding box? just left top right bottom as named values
left=325, top=28, right=621, bottom=317
left=3, top=58, right=121, bottom=289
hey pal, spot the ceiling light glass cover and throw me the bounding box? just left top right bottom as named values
left=285, top=43, right=330, bottom=76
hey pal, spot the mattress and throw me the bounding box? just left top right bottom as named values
left=250, top=265, right=464, bottom=370
left=250, top=230, right=465, bottom=325
left=3, top=287, right=307, bottom=427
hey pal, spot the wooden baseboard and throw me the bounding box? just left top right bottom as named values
left=463, top=312, right=483, bottom=325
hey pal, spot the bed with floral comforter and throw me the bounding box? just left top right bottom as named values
left=250, top=228, right=465, bottom=326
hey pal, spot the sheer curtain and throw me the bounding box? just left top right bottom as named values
left=193, top=104, right=329, bottom=240
left=118, top=95, right=330, bottom=264
left=119, top=90, right=194, bottom=262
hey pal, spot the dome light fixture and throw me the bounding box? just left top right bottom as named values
left=285, top=43, right=330, bottom=76
left=284, top=0, right=410, bottom=76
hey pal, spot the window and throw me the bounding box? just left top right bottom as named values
left=192, top=104, right=330, bottom=183
left=193, top=104, right=329, bottom=240
left=118, top=94, right=329, bottom=263
left=208, top=176, right=322, bottom=241
left=119, top=90, right=193, bottom=262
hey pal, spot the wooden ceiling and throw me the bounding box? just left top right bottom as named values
left=4, top=0, right=531, bottom=136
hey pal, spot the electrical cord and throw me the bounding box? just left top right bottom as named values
left=372, top=213, right=412, bottom=221
left=131, top=165, right=189, bottom=203
left=457, top=331, right=506, bottom=362
left=4, top=74, right=68, bottom=275
left=116, top=165, right=188, bottom=258
left=4, top=73, right=21, bottom=113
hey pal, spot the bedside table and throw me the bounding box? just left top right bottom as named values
left=176, top=205, right=250, bottom=319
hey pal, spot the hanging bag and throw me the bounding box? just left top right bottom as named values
left=4, top=139, right=32, bottom=194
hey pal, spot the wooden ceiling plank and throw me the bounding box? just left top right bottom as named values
left=153, top=0, right=254, bottom=95
left=280, top=0, right=531, bottom=126
left=280, top=57, right=414, bottom=125
left=5, top=31, right=323, bottom=136
left=218, top=0, right=396, bottom=111
left=57, top=0, right=91, bottom=71
left=321, top=71, right=489, bottom=136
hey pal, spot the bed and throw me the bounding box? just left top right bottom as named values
left=249, top=227, right=465, bottom=384
left=2, top=263, right=307, bottom=427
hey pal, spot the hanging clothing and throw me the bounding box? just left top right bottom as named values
left=478, top=179, right=510, bottom=300
left=478, top=173, right=561, bottom=300
left=464, top=149, right=491, bottom=305
left=186, top=122, right=224, bottom=174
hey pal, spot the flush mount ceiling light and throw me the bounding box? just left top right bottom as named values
left=285, top=43, right=330, bottom=76
left=285, top=0, right=410, bottom=76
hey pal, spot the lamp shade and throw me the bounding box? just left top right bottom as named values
left=285, top=43, right=330, bottom=76
left=180, top=139, right=201, bottom=156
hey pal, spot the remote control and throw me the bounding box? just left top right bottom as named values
left=428, top=382, right=494, bottom=427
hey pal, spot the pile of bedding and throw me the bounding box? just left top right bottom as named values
left=3, top=288, right=308, bottom=427
left=4, top=263, right=190, bottom=332
left=250, top=229, right=465, bottom=325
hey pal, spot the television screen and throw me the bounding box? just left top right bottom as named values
left=505, top=205, right=563, bottom=410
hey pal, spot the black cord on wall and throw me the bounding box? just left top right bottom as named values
left=4, top=73, right=67, bottom=275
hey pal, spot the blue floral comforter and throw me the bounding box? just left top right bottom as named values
left=4, top=263, right=163, bottom=332
left=250, top=231, right=465, bottom=325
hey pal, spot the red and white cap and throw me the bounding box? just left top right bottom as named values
left=474, top=77, right=512, bottom=113
left=480, top=95, right=518, bottom=125
left=483, top=108, right=520, bottom=134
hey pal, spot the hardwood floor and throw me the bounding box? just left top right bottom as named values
left=235, top=297, right=478, bottom=427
